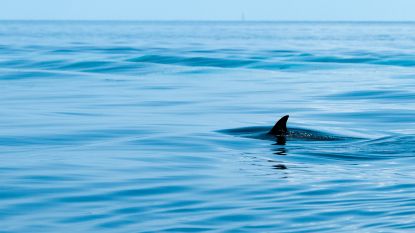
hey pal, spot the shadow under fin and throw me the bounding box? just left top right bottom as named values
left=269, top=115, right=289, bottom=136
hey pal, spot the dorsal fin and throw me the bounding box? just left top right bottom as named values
left=269, top=115, right=289, bottom=135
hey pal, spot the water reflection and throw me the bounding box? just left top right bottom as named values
left=276, top=135, right=286, bottom=145
left=268, top=144, right=288, bottom=170
left=272, top=145, right=287, bottom=156
left=272, top=164, right=287, bottom=170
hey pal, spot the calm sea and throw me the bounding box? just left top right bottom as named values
left=1, top=21, right=415, bottom=232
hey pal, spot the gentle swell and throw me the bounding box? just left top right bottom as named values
left=128, top=55, right=257, bottom=68
left=2, top=46, right=415, bottom=80
left=3, top=21, right=415, bottom=233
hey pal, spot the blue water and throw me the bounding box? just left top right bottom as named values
left=2, top=21, right=415, bottom=232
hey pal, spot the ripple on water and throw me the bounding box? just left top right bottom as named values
left=2, top=21, right=415, bottom=233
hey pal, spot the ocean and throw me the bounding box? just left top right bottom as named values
left=1, top=21, right=415, bottom=232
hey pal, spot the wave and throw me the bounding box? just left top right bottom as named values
left=128, top=55, right=257, bottom=68
left=325, top=90, right=415, bottom=101
left=2, top=45, right=415, bottom=79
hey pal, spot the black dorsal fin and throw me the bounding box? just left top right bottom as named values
left=269, top=115, right=289, bottom=135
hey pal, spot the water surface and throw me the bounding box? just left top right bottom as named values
left=2, top=21, right=415, bottom=232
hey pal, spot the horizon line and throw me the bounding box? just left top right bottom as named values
left=1, top=19, right=415, bottom=23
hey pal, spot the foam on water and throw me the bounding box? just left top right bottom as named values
left=2, top=21, right=415, bottom=232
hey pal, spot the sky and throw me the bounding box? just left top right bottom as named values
left=1, top=0, right=414, bottom=21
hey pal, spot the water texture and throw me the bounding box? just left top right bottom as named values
left=1, top=21, right=415, bottom=232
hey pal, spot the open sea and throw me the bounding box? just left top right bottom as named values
left=2, top=21, right=415, bottom=232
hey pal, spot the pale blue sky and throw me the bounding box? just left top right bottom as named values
left=1, top=0, right=414, bottom=21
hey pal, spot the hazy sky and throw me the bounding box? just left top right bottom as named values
left=1, top=0, right=414, bottom=21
